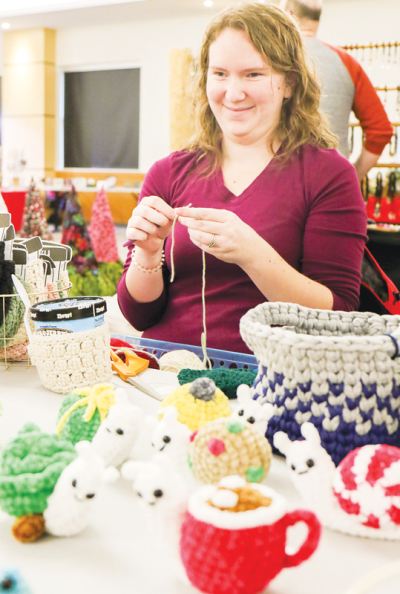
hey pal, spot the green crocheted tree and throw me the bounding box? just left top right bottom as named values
left=0, top=423, right=77, bottom=518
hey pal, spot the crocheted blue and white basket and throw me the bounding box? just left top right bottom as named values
left=239, top=303, right=400, bottom=466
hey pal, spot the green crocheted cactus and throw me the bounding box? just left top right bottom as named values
left=178, top=368, right=257, bottom=399
left=0, top=423, right=77, bottom=518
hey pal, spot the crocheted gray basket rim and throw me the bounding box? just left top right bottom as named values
left=240, top=302, right=400, bottom=357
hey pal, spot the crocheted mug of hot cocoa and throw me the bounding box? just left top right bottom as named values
left=180, top=476, right=321, bottom=594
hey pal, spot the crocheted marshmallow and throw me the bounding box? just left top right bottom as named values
left=240, top=302, right=400, bottom=465
left=274, top=422, right=400, bottom=540
left=160, top=378, right=232, bottom=431
left=189, top=417, right=272, bottom=484
left=28, top=325, right=112, bottom=394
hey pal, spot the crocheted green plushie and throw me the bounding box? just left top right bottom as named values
left=177, top=368, right=257, bottom=399
left=0, top=423, right=77, bottom=518
left=56, top=383, right=116, bottom=445
left=0, top=285, right=26, bottom=349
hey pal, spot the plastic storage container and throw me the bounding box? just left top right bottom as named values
left=111, top=334, right=258, bottom=371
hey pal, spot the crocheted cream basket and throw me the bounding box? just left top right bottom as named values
left=28, top=325, right=112, bottom=395
left=239, top=302, right=400, bottom=466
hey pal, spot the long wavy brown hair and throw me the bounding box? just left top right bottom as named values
left=186, top=1, right=337, bottom=171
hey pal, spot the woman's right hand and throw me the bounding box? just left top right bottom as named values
left=126, top=196, right=176, bottom=256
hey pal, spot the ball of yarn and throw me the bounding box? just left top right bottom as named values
left=160, top=381, right=232, bottom=431
left=159, top=349, right=203, bottom=373
left=189, top=417, right=272, bottom=484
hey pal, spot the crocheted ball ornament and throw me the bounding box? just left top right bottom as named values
left=189, top=418, right=272, bottom=484
left=181, top=476, right=321, bottom=594
left=0, top=423, right=77, bottom=520
left=160, top=378, right=232, bottom=431
left=178, top=368, right=258, bottom=399
left=57, top=383, right=116, bottom=445
left=159, top=350, right=203, bottom=373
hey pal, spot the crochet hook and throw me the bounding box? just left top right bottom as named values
left=110, top=348, right=163, bottom=401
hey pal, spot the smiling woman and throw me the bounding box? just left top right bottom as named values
left=117, top=2, right=368, bottom=354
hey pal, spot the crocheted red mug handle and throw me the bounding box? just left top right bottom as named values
left=282, top=509, right=321, bottom=568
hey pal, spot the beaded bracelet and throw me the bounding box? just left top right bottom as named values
left=132, top=248, right=165, bottom=273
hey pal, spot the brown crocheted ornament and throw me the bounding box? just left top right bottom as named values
left=189, top=418, right=272, bottom=484
left=12, top=513, right=46, bottom=542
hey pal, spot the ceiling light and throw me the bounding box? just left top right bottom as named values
left=204, top=0, right=213, bottom=6
left=2, top=23, right=10, bottom=30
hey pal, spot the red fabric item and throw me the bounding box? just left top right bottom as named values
left=1, top=190, right=26, bottom=232
left=180, top=509, right=320, bottom=594
left=110, top=338, right=159, bottom=369
left=89, top=188, right=119, bottom=262
left=324, top=43, right=393, bottom=156
left=362, top=247, right=400, bottom=315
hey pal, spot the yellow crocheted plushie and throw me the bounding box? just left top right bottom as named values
left=160, top=378, right=232, bottom=431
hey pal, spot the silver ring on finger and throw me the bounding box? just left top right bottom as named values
left=208, top=234, right=216, bottom=248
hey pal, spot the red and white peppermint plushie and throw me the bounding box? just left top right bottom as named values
left=274, top=423, right=400, bottom=540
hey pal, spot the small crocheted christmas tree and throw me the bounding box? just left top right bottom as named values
left=20, top=183, right=53, bottom=240
left=61, top=188, right=98, bottom=275
left=89, top=188, right=119, bottom=262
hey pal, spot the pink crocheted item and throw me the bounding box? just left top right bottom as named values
left=88, top=188, right=119, bottom=263
left=0, top=340, right=29, bottom=360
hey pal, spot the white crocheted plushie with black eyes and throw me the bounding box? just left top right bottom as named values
left=149, top=406, right=195, bottom=488
left=43, top=441, right=118, bottom=537
left=121, top=453, right=190, bottom=583
left=91, top=388, right=143, bottom=467
left=274, top=423, right=400, bottom=540
left=233, top=385, right=274, bottom=436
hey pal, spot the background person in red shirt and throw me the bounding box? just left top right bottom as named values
left=280, top=0, right=393, bottom=181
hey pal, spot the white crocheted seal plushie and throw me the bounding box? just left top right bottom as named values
left=150, top=407, right=195, bottom=487
left=274, top=423, right=400, bottom=540
left=91, top=388, right=143, bottom=467
left=121, top=453, right=190, bottom=582
left=233, top=385, right=274, bottom=436
left=43, top=441, right=119, bottom=537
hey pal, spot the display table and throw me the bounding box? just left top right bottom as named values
left=1, top=188, right=27, bottom=232
left=0, top=365, right=399, bottom=594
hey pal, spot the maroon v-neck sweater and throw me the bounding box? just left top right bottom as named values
left=117, top=146, right=367, bottom=353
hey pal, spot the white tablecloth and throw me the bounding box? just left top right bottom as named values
left=0, top=365, right=400, bottom=594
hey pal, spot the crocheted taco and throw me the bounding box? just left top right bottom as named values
left=189, top=417, right=272, bottom=484
left=56, top=383, right=116, bottom=444
left=160, top=378, right=232, bottom=431
left=0, top=422, right=117, bottom=543
left=0, top=423, right=77, bottom=542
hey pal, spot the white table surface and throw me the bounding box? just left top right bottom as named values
left=1, top=365, right=400, bottom=594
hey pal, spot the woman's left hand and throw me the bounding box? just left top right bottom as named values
left=175, top=206, right=260, bottom=267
